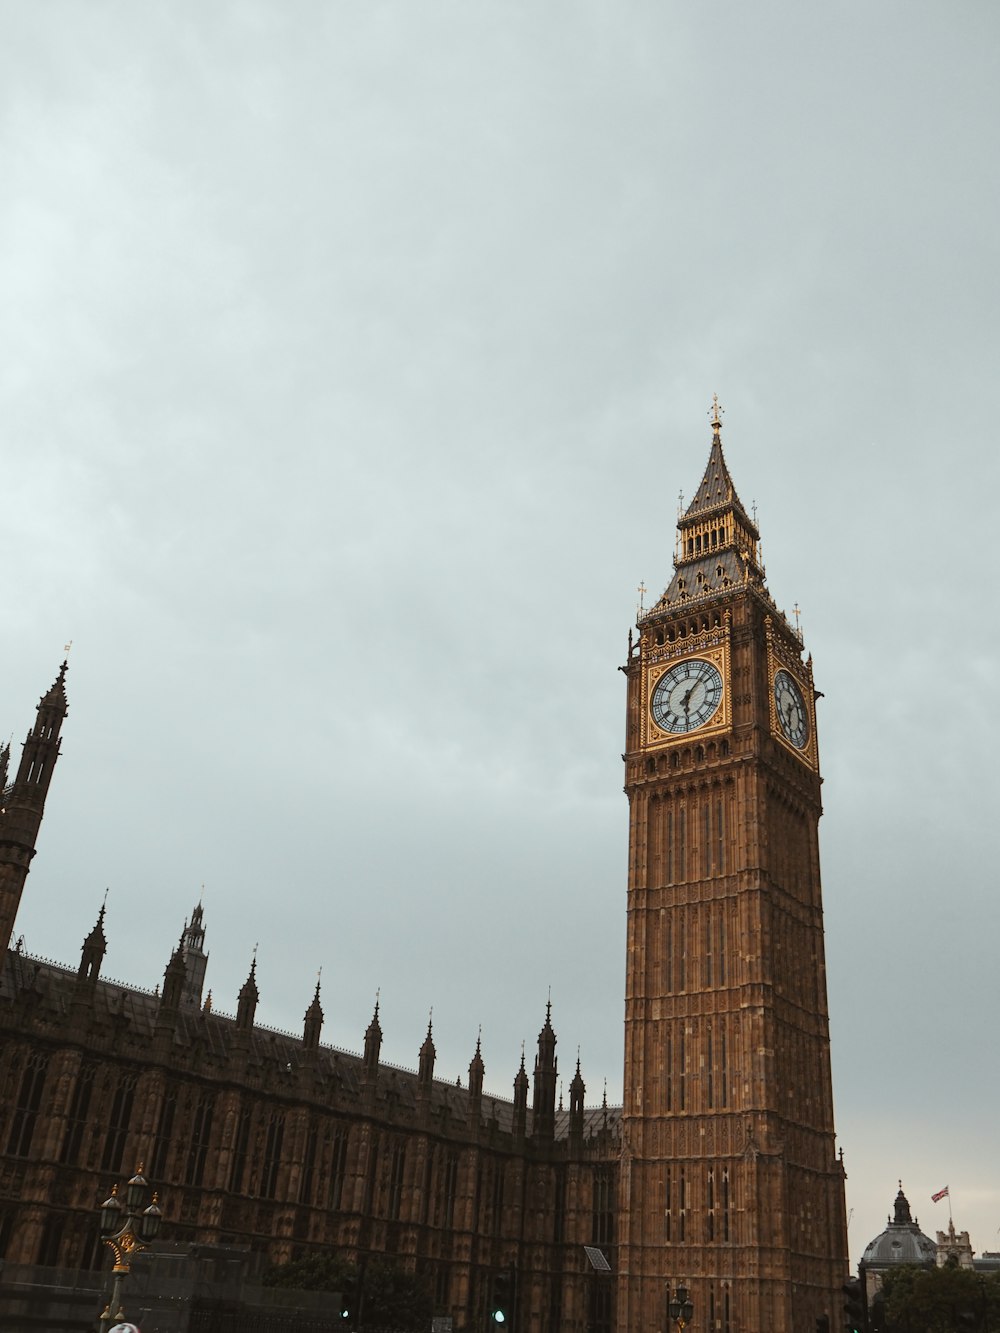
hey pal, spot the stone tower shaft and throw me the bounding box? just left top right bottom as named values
left=617, top=410, right=848, bottom=1333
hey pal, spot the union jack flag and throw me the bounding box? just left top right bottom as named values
left=932, top=1186, right=949, bottom=1202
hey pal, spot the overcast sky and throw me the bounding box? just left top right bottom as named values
left=2, top=0, right=998, bottom=1269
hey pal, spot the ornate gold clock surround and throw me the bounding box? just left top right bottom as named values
left=639, top=618, right=732, bottom=749
left=765, top=615, right=819, bottom=769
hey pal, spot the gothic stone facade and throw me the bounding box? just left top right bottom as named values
left=0, top=410, right=847, bottom=1333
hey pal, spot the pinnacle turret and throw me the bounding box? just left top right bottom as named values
left=418, top=1014, right=436, bottom=1086
left=0, top=661, right=70, bottom=949
left=532, top=999, right=558, bottom=1141
left=77, top=898, right=107, bottom=984
left=468, top=1031, right=485, bottom=1102
left=236, top=954, right=259, bottom=1030
left=303, top=976, right=323, bottom=1050
left=363, top=995, right=382, bottom=1074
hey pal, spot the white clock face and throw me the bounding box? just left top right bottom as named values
left=650, top=659, right=723, bottom=734
left=774, top=669, right=808, bottom=749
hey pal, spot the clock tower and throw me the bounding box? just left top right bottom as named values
left=618, top=402, right=848, bottom=1333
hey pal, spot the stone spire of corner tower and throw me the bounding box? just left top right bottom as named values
left=0, top=661, right=69, bottom=950
left=180, top=901, right=209, bottom=1008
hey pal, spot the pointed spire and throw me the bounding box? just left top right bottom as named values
left=569, top=1051, right=586, bottom=1144
left=303, top=973, right=324, bottom=1050
left=418, top=1011, right=436, bottom=1087
left=236, top=951, right=259, bottom=1031
left=645, top=402, right=766, bottom=619
left=363, top=992, right=382, bottom=1073
left=532, top=997, right=558, bottom=1141
left=160, top=932, right=187, bottom=1013
left=77, top=893, right=108, bottom=984
left=468, top=1028, right=485, bottom=1102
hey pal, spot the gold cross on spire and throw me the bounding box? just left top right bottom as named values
left=709, top=393, right=724, bottom=432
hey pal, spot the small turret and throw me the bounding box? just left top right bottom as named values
left=418, top=1014, right=436, bottom=1088
left=180, top=901, right=209, bottom=1009
left=532, top=999, right=558, bottom=1142
left=158, top=934, right=187, bottom=1026
left=513, top=1045, right=529, bottom=1142
left=303, top=977, right=323, bottom=1050
left=569, top=1053, right=586, bottom=1148
left=468, top=1031, right=485, bottom=1126
left=363, top=996, right=382, bottom=1083
left=236, top=955, right=259, bottom=1031
left=77, top=898, right=107, bottom=984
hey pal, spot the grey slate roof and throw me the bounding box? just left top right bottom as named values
left=682, top=431, right=755, bottom=531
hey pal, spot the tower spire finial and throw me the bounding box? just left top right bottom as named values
left=709, top=392, right=724, bottom=434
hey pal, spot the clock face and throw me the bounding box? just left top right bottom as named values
left=773, top=669, right=809, bottom=749
left=650, top=658, right=724, bottom=735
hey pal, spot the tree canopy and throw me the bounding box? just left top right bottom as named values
left=872, top=1264, right=1000, bottom=1333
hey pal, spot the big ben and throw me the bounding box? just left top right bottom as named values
left=618, top=401, right=848, bottom=1333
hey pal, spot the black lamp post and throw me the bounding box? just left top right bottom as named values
left=96, top=1166, right=162, bottom=1333
left=668, top=1282, right=694, bottom=1332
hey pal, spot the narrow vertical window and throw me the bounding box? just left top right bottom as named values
left=443, top=1152, right=458, bottom=1228
left=299, top=1123, right=318, bottom=1206
left=715, top=798, right=725, bottom=873
left=704, top=909, right=713, bottom=988
left=665, top=808, right=674, bottom=886
left=678, top=808, right=687, bottom=881
left=229, top=1106, right=252, bottom=1193
left=663, top=914, right=673, bottom=994
left=261, top=1113, right=285, bottom=1200
left=388, top=1141, right=406, bottom=1221
left=100, top=1075, right=136, bottom=1173
left=60, top=1063, right=96, bottom=1166
left=7, top=1052, right=47, bottom=1158
left=150, top=1086, right=177, bottom=1180
left=702, top=802, right=711, bottom=876
left=328, top=1127, right=349, bottom=1210
left=491, top=1162, right=505, bottom=1235
left=706, top=1029, right=714, bottom=1109
left=553, top=1169, right=566, bottom=1243
left=719, top=907, right=728, bottom=987
left=185, top=1092, right=214, bottom=1187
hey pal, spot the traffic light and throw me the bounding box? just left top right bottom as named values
left=490, top=1267, right=515, bottom=1329
left=842, top=1276, right=867, bottom=1333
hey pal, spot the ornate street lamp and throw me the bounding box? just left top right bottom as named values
left=96, top=1167, right=162, bottom=1333
left=668, top=1281, right=694, bottom=1332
